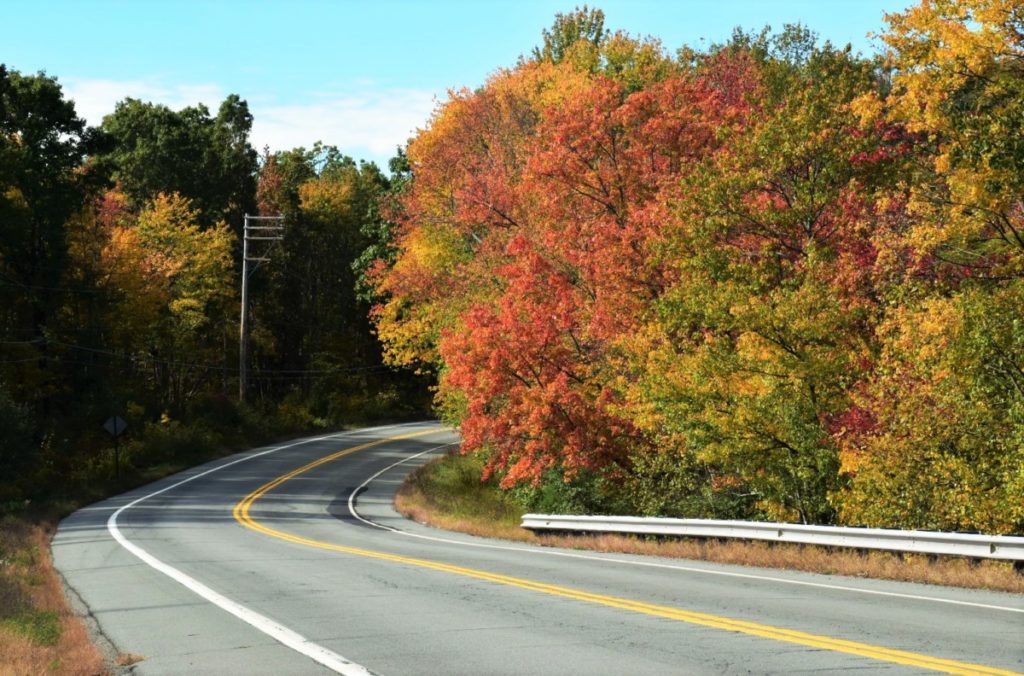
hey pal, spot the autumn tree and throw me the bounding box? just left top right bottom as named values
left=531, top=6, right=606, bottom=66
left=623, top=30, right=907, bottom=524
left=373, top=19, right=754, bottom=506
left=93, top=192, right=236, bottom=409
left=838, top=0, right=1024, bottom=533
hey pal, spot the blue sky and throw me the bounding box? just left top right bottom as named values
left=5, top=0, right=909, bottom=168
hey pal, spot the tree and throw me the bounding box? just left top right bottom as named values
left=0, top=65, right=91, bottom=323
left=531, top=6, right=606, bottom=66
left=838, top=0, right=1024, bottom=533
left=95, top=192, right=236, bottom=409
left=623, top=32, right=900, bottom=524
left=839, top=286, right=1024, bottom=533
left=0, top=65, right=98, bottom=412
left=99, top=95, right=257, bottom=229
left=250, top=146, right=400, bottom=414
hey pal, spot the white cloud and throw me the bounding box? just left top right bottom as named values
left=62, top=76, right=440, bottom=166
left=250, top=88, right=438, bottom=163
left=62, top=77, right=225, bottom=125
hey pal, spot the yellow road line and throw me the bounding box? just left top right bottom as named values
left=233, top=430, right=1020, bottom=676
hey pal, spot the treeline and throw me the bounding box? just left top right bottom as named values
left=0, top=71, right=428, bottom=505
left=368, top=2, right=1024, bottom=533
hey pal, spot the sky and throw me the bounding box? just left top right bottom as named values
left=5, top=0, right=911, bottom=169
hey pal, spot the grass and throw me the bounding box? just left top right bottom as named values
left=395, top=451, right=529, bottom=541
left=395, top=452, right=1024, bottom=594
left=2, top=611, right=62, bottom=647
left=0, top=516, right=105, bottom=676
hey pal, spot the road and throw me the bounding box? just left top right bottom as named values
left=53, top=422, right=1024, bottom=675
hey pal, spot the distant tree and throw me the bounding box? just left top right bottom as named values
left=252, top=146, right=391, bottom=406
left=0, top=65, right=94, bottom=334
left=99, top=95, right=257, bottom=229
left=353, top=148, right=406, bottom=304
left=531, top=6, right=606, bottom=66
left=95, top=192, right=236, bottom=408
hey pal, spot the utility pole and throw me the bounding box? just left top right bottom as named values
left=240, top=214, right=284, bottom=403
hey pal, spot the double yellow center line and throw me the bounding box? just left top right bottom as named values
left=233, top=430, right=1018, bottom=676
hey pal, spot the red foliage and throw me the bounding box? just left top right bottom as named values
left=443, top=235, right=636, bottom=486
left=439, top=57, right=759, bottom=485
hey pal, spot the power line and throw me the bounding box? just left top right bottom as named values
left=0, top=354, right=392, bottom=381
left=0, top=275, right=99, bottom=295
left=4, top=338, right=396, bottom=377
left=0, top=338, right=45, bottom=345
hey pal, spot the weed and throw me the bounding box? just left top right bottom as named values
left=116, top=652, right=144, bottom=666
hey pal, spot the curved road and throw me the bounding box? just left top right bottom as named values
left=53, top=422, right=1023, bottom=675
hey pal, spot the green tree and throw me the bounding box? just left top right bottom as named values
left=0, top=65, right=98, bottom=411
left=353, top=149, right=408, bottom=304
left=99, top=95, right=257, bottom=229
left=531, top=5, right=606, bottom=65
left=0, top=65, right=92, bottom=328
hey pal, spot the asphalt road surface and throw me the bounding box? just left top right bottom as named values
left=53, top=422, right=1024, bottom=675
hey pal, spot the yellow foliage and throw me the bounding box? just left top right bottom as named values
left=95, top=192, right=235, bottom=354
left=299, top=179, right=354, bottom=222
left=881, top=0, right=1024, bottom=271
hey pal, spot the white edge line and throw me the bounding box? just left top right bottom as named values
left=102, top=423, right=433, bottom=676
left=348, top=445, right=1024, bottom=616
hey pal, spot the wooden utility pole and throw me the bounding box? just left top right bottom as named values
left=239, top=214, right=284, bottom=403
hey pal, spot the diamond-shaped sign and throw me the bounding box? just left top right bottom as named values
left=103, top=416, right=127, bottom=438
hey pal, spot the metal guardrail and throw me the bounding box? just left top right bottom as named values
left=520, top=514, right=1024, bottom=561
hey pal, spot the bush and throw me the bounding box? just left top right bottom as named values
left=509, top=467, right=628, bottom=516
left=127, top=419, right=219, bottom=468
left=405, top=452, right=522, bottom=527
left=623, top=447, right=760, bottom=520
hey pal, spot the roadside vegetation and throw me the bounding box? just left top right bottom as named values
left=0, top=517, right=104, bottom=676
left=371, top=1, right=1024, bottom=537
left=396, top=452, right=1024, bottom=594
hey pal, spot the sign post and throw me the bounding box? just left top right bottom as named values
left=103, top=415, right=128, bottom=479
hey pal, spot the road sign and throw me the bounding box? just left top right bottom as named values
left=103, top=415, right=127, bottom=439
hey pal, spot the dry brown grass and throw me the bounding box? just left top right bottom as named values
left=0, top=518, right=107, bottom=676
left=396, top=475, right=1024, bottom=595
left=115, top=653, right=143, bottom=667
